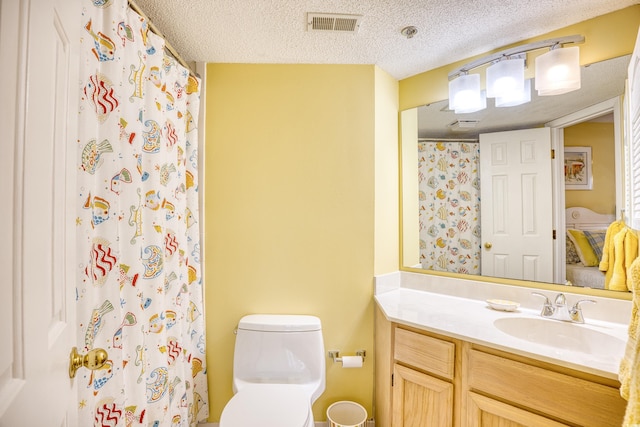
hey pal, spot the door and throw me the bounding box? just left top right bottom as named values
left=628, top=26, right=640, bottom=230
left=0, top=0, right=80, bottom=425
left=480, top=128, right=554, bottom=282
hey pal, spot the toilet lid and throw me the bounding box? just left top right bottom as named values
left=220, top=385, right=311, bottom=427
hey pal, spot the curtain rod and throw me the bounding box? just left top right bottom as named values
left=127, top=0, right=198, bottom=78
left=418, top=138, right=479, bottom=142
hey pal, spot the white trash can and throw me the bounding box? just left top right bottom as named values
left=326, top=401, right=367, bottom=427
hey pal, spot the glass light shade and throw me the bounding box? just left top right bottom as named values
left=495, top=79, right=531, bottom=107
left=449, top=74, right=485, bottom=113
left=455, top=90, right=486, bottom=114
left=535, top=46, right=580, bottom=96
left=486, top=58, right=524, bottom=98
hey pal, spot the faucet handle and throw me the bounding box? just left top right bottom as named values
left=531, top=292, right=551, bottom=305
left=531, top=292, right=554, bottom=317
left=572, top=299, right=597, bottom=310
left=570, top=299, right=596, bottom=323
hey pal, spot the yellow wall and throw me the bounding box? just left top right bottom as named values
left=201, top=6, right=640, bottom=424
left=204, top=64, right=398, bottom=422
left=564, top=122, right=616, bottom=214
left=374, top=67, right=400, bottom=275
left=399, top=6, right=640, bottom=111
left=400, top=108, right=419, bottom=267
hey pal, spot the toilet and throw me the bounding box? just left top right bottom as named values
left=219, top=314, right=326, bottom=427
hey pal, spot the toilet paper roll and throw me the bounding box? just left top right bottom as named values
left=341, top=356, right=363, bottom=368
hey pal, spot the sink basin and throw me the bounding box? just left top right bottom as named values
left=493, top=317, right=626, bottom=356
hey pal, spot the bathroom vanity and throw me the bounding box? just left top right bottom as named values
left=374, top=273, right=631, bottom=427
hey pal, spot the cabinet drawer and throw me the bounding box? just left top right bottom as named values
left=394, top=327, right=455, bottom=379
left=467, top=349, right=626, bottom=427
left=466, top=391, right=569, bottom=426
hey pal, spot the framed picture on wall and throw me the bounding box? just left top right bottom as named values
left=564, top=146, right=592, bottom=190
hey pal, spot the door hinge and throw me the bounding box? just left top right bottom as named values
left=553, top=229, right=556, bottom=240
left=391, top=373, right=394, bottom=386
left=551, top=149, right=555, bottom=159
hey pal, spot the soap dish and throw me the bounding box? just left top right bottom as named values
left=486, top=299, right=520, bottom=312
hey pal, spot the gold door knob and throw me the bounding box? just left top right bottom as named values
left=69, top=346, right=108, bottom=379
left=484, top=242, right=492, bottom=249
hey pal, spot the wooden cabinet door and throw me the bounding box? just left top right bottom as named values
left=392, top=364, right=453, bottom=427
left=466, top=392, right=569, bottom=427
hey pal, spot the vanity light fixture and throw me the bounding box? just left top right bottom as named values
left=448, top=72, right=486, bottom=114
left=486, top=56, right=525, bottom=99
left=535, top=44, right=581, bottom=95
left=447, top=35, right=584, bottom=113
left=495, top=78, right=531, bottom=107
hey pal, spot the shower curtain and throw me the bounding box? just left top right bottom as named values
left=77, top=1, right=208, bottom=425
left=418, top=140, right=481, bottom=274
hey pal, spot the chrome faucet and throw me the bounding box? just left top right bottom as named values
left=531, top=292, right=596, bottom=323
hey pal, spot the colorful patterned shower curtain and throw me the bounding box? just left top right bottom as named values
left=418, top=140, right=481, bottom=274
left=77, top=1, right=208, bottom=425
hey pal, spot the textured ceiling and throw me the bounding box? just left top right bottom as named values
left=133, top=0, right=637, bottom=80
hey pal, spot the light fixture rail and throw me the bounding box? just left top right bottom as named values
left=448, top=35, right=585, bottom=81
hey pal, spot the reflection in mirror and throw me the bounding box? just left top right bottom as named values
left=401, top=55, right=631, bottom=292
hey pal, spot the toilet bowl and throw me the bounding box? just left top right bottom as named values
left=219, top=314, right=325, bottom=427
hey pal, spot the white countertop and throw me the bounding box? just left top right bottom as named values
left=375, top=286, right=629, bottom=380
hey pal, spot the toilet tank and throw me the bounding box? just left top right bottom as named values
left=232, top=314, right=326, bottom=398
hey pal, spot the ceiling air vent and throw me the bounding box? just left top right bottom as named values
left=307, top=13, right=362, bottom=33
left=447, top=120, right=480, bottom=132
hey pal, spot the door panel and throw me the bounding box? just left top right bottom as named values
left=392, top=364, right=454, bottom=427
left=480, top=128, right=553, bottom=282
left=0, top=0, right=79, bottom=425
left=628, top=27, right=640, bottom=229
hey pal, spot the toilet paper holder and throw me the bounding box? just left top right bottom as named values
left=328, top=349, right=366, bottom=363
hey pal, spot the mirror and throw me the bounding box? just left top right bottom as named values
left=401, top=55, right=630, bottom=292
